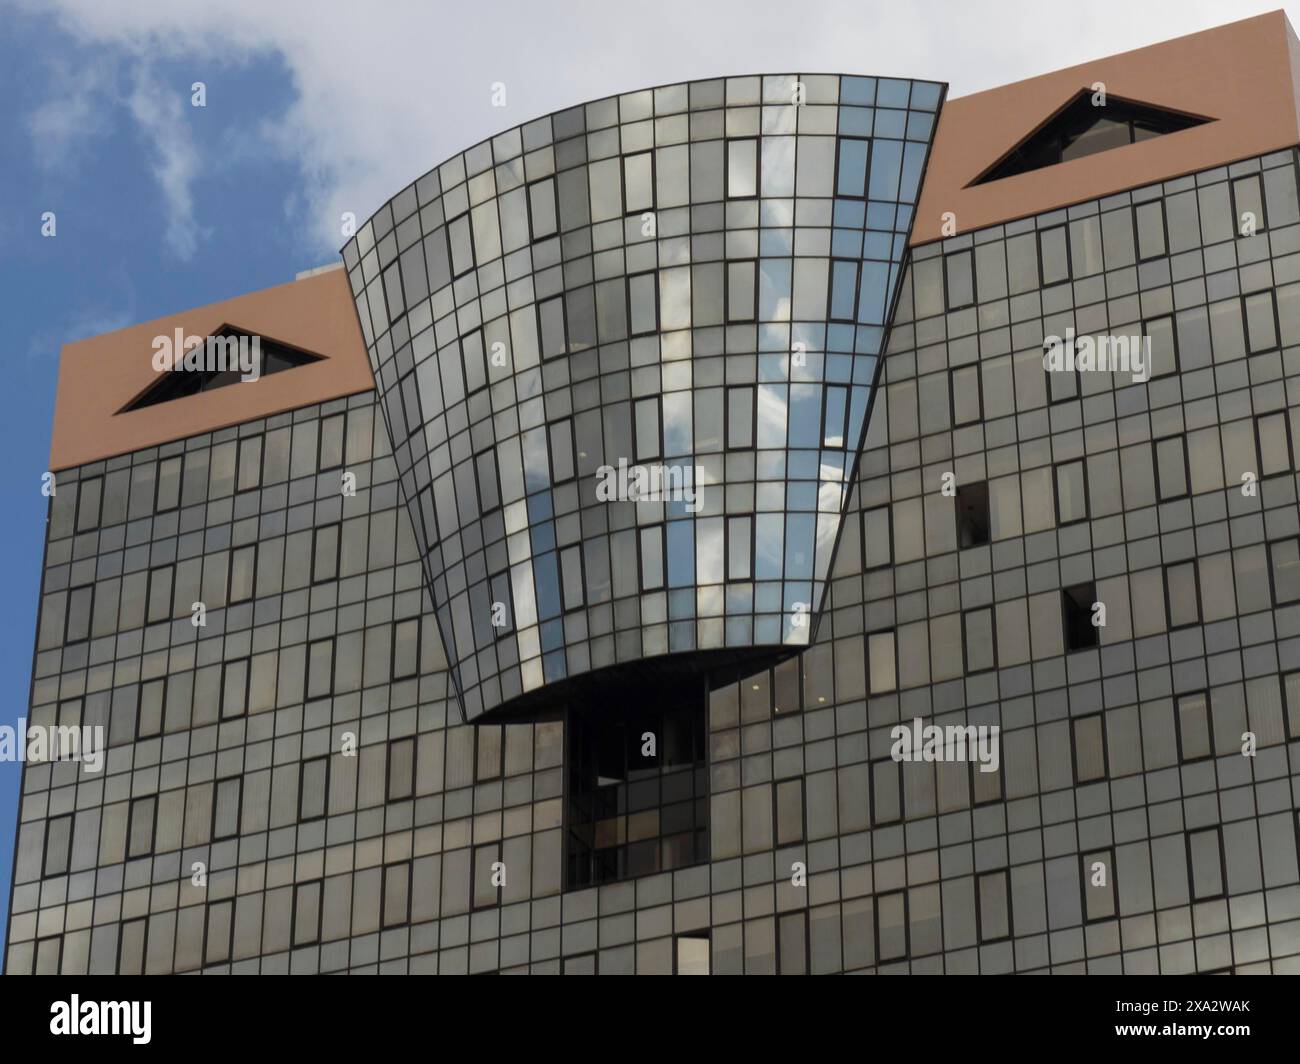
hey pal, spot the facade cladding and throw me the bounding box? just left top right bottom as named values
left=10, top=16, right=1300, bottom=974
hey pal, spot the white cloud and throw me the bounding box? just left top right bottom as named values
left=18, top=0, right=1285, bottom=260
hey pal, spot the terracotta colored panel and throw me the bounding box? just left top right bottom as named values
left=913, top=11, right=1300, bottom=244
left=50, top=267, right=373, bottom=471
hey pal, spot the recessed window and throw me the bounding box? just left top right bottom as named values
left=1062, top=582, right=1098, bottom=651
left=973, top=92, right=1210, bottom=184
left=1176, top=691, right=1214, bottom=761
left=1054, top=460, right=1088, bottom=525
left=122, top=327, right=323, bottom=412
left=565, top=686, right=708, bottom=889
left=1071, top=714, right=1107, bottom=783
left=675, top=933, right=710, bottom=975
left=955, top=480, right=991, bottom=548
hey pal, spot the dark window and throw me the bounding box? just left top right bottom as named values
left=565, top=682, right=708, bottom=889
left=1062, top=582, right=1098, bottom=651
left=974, top=92, right=1209, bottom=184
left=955, top=480, right=990, bottom=548
left=122, top=327, right=324, bottom=412
left=42, top=814, right=73, bottom=877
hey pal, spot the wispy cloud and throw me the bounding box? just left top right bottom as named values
left=125, top=67, right=207, bottom=259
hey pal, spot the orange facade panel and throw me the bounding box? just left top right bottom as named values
left=49, top=268, right=373, bottom=471
left=912, top=10, right=1300, bottom=244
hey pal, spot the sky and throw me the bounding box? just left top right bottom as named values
left=0, top=0, right=1286, bottom=954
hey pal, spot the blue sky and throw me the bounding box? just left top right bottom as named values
left=0, top=0, right=1279, bottom=952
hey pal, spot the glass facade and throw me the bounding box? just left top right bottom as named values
left=9, top=80, right=1300, bottom=975
left=341, top=74, right=942, bottom=719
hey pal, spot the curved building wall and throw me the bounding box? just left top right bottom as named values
left=341, top=74, right=943, bottom=719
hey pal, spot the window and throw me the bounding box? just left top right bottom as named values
left=835, top=136, right=870, bottom=198
left=137, top=677, right=165, bottom=739
left=298, top=756, right=330, bottom=823
left=1270, top=537, right=1300, bottom=604
left=228, top=545, right=256, bottom=605
left=977, top=870, right=1011, bottom=942
left=1187, top=827, right=1225, bottom=900
left=775, top=777, right=805, bottom=846
left=778, top=911, right=809, bottom=975
left=1038, top=225, right=1071, bottom=286
left=944, top=250, right=974, bottom=309
left=126, top=796, right=156, bottom=860
left=387, top=738, right=415, bottom=802
left=963, top=607, right=996, bottom=673
left=1054, top=460, right=1088, bottom=525
left=955, top=480, right=990, bottom=547
left=122, top=328, right=323, bottom=411
left=726, top=386, right=754, bottom=450
left=382, top=861, right=411, bottom=928
left=312, top=523, right=340, bottom=584
left=1176, top=690, right=1214, bottom=761
left=220, top=658, right=249, bottom=719
left=1062, top=582, right=1098, bottom=651
left=870, top=756, right=902, bottom=826
left=974, top=92, right=1209, bottom=183
left=1244, top=289, right=1279, bottom=353
left=875, top=890, right=908, bottom=963
left=1155, top=435, right=1189, bottom=500
left=675, top=933, right=710, bottom=975
left=212, top=776, right=242, bottom=841
left=1082, top=849, right=1117, bottom=922
left=726, top=138, right=758, bottom=198
left=1071, top=714, right=1107, bottom=783
left=293, top=880, right=323, bottom=947
left=565, top=687, right=708, bottom=889
left=1164, top=560, right=1201, bottom=628
left=42, top=814, right=73, bottom=877
left=868, top=630, right=897, bottom=693
left=950, top=365, right=982, bottom=426
left=1135, top=198, right=1167, bottom=259
left=563, top=953, right=598, bottom=975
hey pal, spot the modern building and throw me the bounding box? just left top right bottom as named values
left=9, top=10, right=1300, bottom=974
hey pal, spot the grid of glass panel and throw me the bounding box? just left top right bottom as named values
left=341, top=74, right=942, bottom=720
left=10, top=138, right=1300, bottom=976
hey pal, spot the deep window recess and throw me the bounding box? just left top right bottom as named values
left=1062, top=582, right=1099, bottom=651
left=565, top=682, right=708, bottom=889
left=973, top=93, right=1210, bottom=184
left=955, top=480, right=991, bottom=548
left=122, top=327, right=324, bottom=412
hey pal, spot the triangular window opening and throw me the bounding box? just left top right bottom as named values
left=122, top=326, right=324, bottom=412
left=972, top=92, right=1211, bottom=185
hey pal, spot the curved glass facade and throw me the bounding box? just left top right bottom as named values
left=342, top=74, right=943, bottom=719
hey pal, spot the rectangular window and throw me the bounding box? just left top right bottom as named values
left=835, top=137, right=870, bottom=198
left=1038, top=225, right=1070, bottom=286
left=944, top=250, right=974, bottom=310
left=43, top=814, right=73, bottom=877
left=382, top=861, right=411, bottom=928
left=775, top=777, right=805, bottom=846
left=228, top=544, right=256, bottom=606
left=527, top=177, right=558, bottom=240
left=876, top=890, right=908, bottom=962
left=538, top=294, right=568, bottom=358
left=1054, top=460, right=1088, bottom=525
left=955, top=480, right=990, bottom=548
left=293, top=880, right=323, bottom=947
left=727, top=138, right=758, bottom=198
left=1269, top=537, right=1300, bottom=604
left=726, top=260, right=757, bottom=322
left=220, top=658, right=249, bottom=719
left=870, top=757, right=902, bottom=826
left=726, top=387, right=754, bottom=450
left=126, top=797, right=155, bottom=860
left=950, top=365, right=982, bottom=426
left=627, top=272, right=658, bottom=337
left=1155, top=435, right=1189, bottom=500
left=1082, top=849, right=1117, bottom=922
left=1135, top=199, right=1167, bottom=260
left=236, top=434, right=263, bottom=492
left=387, top=738, right=416, bottom=802
left=977, top=870, right=1011, bottom=942
left=1164, top=560, right=1201, bottom=628
left=212, top=776, right=242, bottom=841
left=312, top=523, right=340, bottom=584
left=868, top=630, right=897, bottom=693
left=306, top=638, right=334, bottom=699
left=622, top=150, right=655, bottom=214
left=963, top=607, right=996, bottom=673
left=1176, top=690, right=1214, bottom=761
left=137, top=677, right=165, bottom=739
left=1187, top=827, right=1225, bottom=900
left=675, top=933, right=710, bottom=975
left=489, top=570, right=513, bottom=636
left=1071, top=714, right=1107, bottom=783
left=1062, top=583, right=1098, bottom=651
left=299, top=756, right=329, bottom=821
left=1244, top=289, right=1279, bottom=353
left=146, top=565, right=174, bottom=625
left=863, top=506, right=892, bottom=570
